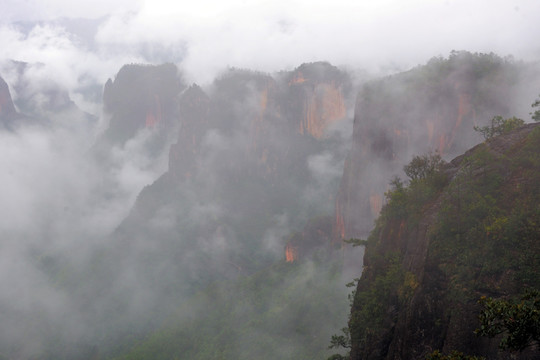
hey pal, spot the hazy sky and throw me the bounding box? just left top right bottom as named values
left=1, top=0, right=540, bottom=88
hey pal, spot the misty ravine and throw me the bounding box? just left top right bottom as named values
left=1, top=5, right=540, bottom=358
left=1, top=50, right=539, bottom=360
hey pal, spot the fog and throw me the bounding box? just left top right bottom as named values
left=2, top=1, right=540, bottom=99
left=1, top=1, right=540, bottom=359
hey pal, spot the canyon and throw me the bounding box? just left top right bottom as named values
left=0, top=51, right=538, bottom=359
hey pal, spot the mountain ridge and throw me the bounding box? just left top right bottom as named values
left=348, top=122, right=540, bottom=360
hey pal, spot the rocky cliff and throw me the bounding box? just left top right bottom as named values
left=109, top=62, right=354, bottom=296
left=100, top=63, right=186, bottom=148
left=1, top=61, right=97, bottom=130
left=286, top=62, right=350, bottom=138
left=348, top=122, right=540, bottom=359
left=334, top=52, right=540, bottom=241
left=0, top=75, right=18, bottom=128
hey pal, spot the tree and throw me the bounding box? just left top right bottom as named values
left=475, top=289, right=540, bottom=352
left=473, top=115, right=525, bottom=140
left=531, top=95, right=540, bottom=122
left=327, top=327, right=351, bottom=360
left=403, top=152, right=444, bottom=181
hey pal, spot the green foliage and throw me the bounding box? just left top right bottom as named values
left=473, top=115, right=524, bottom=140
left=431, top=130, right=540, bottom=295
left=404, top=152, right=445, bottom=182
left=426, top=350, right=484, bottom=360
left=383, top=176, right=408, bottom=219
left=531, top=95, right=540, bottom=122
left=476, top=289, right=540, bottom=352
left=348, top=254, right=416, bottom=353
left=329, top=327, right=351, bottom=350
left=115, top=256, right=349, bottom=360
left=348, top=119, right=540, bottom=359
left=382, top=152, right=447, bottom=222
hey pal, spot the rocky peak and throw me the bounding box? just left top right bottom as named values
left=100, top=63, right=185, bottom=145
left=0, top=76, right=17, bottom=127
left=168, top=84, right=211, bottom=181
left=333, top=52, right=539, bottom=242
left=286, top=62, right=350, bottom=138
left=348, top=122, right=540, bottom=359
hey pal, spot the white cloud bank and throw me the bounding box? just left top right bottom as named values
left=1, top=0, right=540, bottom=91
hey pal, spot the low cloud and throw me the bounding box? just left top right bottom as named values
left=2, top=0, right=539, bottom=98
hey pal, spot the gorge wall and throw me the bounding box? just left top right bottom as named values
left=348, top=122, right=540, bottom=359
left=334, top=52, right=540, bottom=241
left=106, top=61, right=353, bottom=291
left=0, top=76, right=18, bottom=128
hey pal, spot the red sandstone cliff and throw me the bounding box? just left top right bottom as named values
left=286, top=62, right=350, bottom=139
left=334, top=52, right=537, bottom=242
left=100, top=63, right=185, bottom=146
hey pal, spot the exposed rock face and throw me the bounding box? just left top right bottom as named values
left=0, top=76, right=16, bottom=116
left=334, top=52, right=540, bottom=241
left=285, top=216, right=334, bottom=262
left=168, top=84, right=210, bottom=181
left=0, top=76, right=18, bottom=128
left=101, top=63, right=185, bottom=146
left=286, top=62, right=349, bottom=138
left=349, top=123, right=540, bottom=360
left=113, top=62, right=354, bottom=286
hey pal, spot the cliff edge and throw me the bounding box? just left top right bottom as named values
left=349, top=123, right=540, bottom=359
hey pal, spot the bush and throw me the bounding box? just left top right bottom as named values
left=473, top=116, right=524, bottom=140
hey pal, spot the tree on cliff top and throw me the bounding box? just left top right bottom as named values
left=475, top=289, right=540, bottom=352
left=403, top=152, right=445, bottom=181
left=473, top=115, right=524, bottom=140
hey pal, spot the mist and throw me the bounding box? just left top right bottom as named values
left=1, top=1, right=540, bottom=359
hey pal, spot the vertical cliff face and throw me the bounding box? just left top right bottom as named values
left=0, top=76, right=18, bottom=128
left=168, top=84, right=210, bottom=181
left=115, top=63, right=354, bottom=284
left=286, top=62, right=350, bottom=139
left=285, top=216, right=333, bottom=263
left=334, top=52, right=537, bottom=241
left=285, top=244, right=299, bottom=262
left=101, top=63, right=185, bottom=146
left=349, top=123, right=540, bottom=359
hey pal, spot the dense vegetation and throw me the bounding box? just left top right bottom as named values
left=343, top=121, right=540, bottom=359
left=114, top=250, right=349, bottom=360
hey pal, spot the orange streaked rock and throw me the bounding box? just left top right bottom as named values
left=298, top=83, right=346, bottom=138
left=145, top=95, right=162, bottom=128
left=288, top=71, right=307, bottom=85
left=369, top=193, right=382, bottom=217
left=285, top=244, right=299, bottom=262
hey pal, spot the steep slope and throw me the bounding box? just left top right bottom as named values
left=117, top=62, right=353, bottom=272
left=114, top=218, right=347, bottom=360
left=98, top=63, right=186, bottom=153
left=0, top=75, right=19, bottom=129
left=1, top=61, right=97, bottom=129
left=348, top=123, right=540, bottom=359
left=334, top=51, right=540, bottom=240
left=68, top=62, right=355, bottom=359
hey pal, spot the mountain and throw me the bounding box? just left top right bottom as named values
left=0, top=61, right=97, bottom=130
left=114, top=61, right=353, bottom=273
left=347, top=122, right=540, bottom=359
left=101, top=63, right=185, bottom=145
left=0, top=75, right=19, bottom=129
left=334, top=51, right=540, bottom=241
left=48, top=61, right=356, bottom=359
left=2, top=53, right=538, bottom=360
